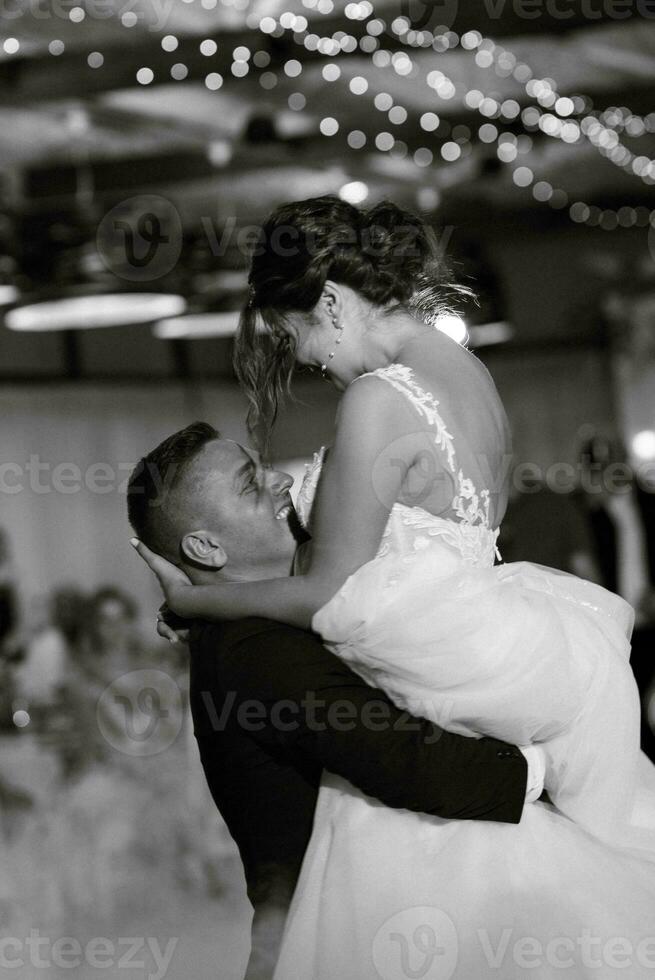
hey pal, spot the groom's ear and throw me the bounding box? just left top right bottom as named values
left=180, top=530, right=227, bottom=570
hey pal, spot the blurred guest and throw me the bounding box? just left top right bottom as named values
left=577, top=433, right=654, bottom=618
left=0, top=528, right=18, bottom=650
left=14, top=586, right=85, bottom=710
left=499, top=477, right=601, bottom=582
left=576, top=432, right=655, bottom=761
left=79, top=586, right=140, bottom=665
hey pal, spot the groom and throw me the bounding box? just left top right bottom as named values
left=127, top=422, right=544, bottom=979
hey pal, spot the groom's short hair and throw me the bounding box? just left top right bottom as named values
left=127, top=421, right=219, bottom=560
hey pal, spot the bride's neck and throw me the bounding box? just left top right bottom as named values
left=360, top=311, right=435, bottom=372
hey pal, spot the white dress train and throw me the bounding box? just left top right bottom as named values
left=274, top=363, right=655, bottom=980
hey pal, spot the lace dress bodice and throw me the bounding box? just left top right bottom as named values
left=296, top=363, right=501, bottom=573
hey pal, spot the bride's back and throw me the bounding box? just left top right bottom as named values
left=388, top=329, right=511, bottom=531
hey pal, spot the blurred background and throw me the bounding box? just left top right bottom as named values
left=1, top=0, right=655, bottom=975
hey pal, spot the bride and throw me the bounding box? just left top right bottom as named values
left=135, top=195, right=655, bottom=977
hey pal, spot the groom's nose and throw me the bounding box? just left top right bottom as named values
left=267, top=469, right=293, bottom=497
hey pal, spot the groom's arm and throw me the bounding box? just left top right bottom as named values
left=192, top=618, right=529, bottom=824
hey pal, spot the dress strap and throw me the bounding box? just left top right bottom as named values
left=364, top=363, right=457, bottom=474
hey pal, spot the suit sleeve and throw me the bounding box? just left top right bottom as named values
left=197, top=621, right=528, bottom=824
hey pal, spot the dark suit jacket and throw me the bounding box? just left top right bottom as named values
left=189, top=617, right=528, bottom=977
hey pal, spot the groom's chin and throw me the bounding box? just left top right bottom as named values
left=286, top=508, right=310, bottom=546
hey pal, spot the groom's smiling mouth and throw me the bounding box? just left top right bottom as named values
left=275, top=499, right=294, bottom=521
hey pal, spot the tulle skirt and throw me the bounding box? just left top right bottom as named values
left=274, top=772, right=655, bottom=980
left=273, top=555, right=655, bottom=979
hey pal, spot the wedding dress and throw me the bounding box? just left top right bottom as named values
left=274, top=363, right=655, bottom=980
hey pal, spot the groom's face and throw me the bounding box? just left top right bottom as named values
left=180, top=438, right=298, bottom=580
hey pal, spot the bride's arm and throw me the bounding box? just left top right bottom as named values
left=134, top=376, right=419, bottom=629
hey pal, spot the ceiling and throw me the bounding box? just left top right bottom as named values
left=1, top=0, right=655, bottom=379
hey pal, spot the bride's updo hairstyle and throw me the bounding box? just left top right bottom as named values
left=235, top=194, right=468, bottom=447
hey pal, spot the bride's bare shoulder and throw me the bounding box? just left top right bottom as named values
left=397, top=333, right=510, bottom=441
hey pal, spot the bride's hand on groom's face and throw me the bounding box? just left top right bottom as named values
left=157, top=604, right=190, bottom=647
left=130, top=538, right=193, bottom=615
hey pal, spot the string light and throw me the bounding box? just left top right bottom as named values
left=205, top=72, right=223, bottom=90
left=288, top=92, right=306, bottom=110
left=451, top=30, right=655, bottom=184
left=512, top=166, right=534, bottom=188
left=320, top=117, right=339, bottom=136
left=414, top=147, right=433, bottom=166
left=417, top=112, right=438, bottom=133
left=388, top=105, right=407, bottom=125
left=349, top=76, right=368, bottom=94
left=440, top=142, right=460, bottom=162
left=339, top=180, right=369, bottom=203
left=633, top=431, right=655, bottom=462
left=322, top=63, right=340, bottom=81
left=568, top=201, right=655, bottom=229
left=85, top=2, right=654, bottom=230
left=259, top=71, right=277, bottom=89
left=347, top=130, right=367, bottom=148
left=283, top=58, right=302, bottom=77
left=278, top=11, right=655, bottom=217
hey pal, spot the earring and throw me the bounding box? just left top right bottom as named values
left=320, top=313, right=344, bottom=377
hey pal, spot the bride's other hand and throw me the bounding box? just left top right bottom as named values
left=157, top=604, right=190, bottom=646
left=130, top=538, right=193, bottom=615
